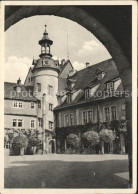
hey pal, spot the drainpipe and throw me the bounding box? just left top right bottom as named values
left=96, top=103, right=100, bottom=132
left=42, top=93, right=46, bottom=154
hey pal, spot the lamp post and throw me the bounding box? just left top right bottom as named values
left=42, top=93, right=46, bottom=154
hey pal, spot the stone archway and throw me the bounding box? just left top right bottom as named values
left=5, top=5, right=132, bottom=185
left=49, top=139, right=56, bottom=153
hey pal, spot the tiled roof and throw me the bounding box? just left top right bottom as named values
left=4, top=82, right=37, bottom=101
left=54, top=58, right=124, bottom=110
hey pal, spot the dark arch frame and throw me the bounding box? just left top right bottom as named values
left=4, top=5, right=132, bottom=186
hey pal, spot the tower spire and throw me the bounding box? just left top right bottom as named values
left=67, top=33, right=69, bottom=60
left=44, top=24, right=48, bottom=35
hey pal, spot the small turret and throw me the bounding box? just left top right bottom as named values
left=39, top=25, right=53, bottom=58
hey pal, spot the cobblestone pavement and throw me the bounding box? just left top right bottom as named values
left=4, top=154, right=129, bottom=188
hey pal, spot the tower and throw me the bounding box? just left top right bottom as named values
left=32, top=25, right=59, bottom=153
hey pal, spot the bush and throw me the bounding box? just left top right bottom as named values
left=11, top=134, right=28, bottom=155
left=99, top=129, right=116, bottom=143
left=82, top=131, right=99, bottom=147
left=28, top=136, right=40, bottom=147
left=66, top=133, right=80, bottom=149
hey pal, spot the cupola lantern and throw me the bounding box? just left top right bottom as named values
left=39, top=25, right=53, bottom=58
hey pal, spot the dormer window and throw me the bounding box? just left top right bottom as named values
left=107, top=82, right=114, bottom=93
left=67, top=94, right=72, bottom=103
left=95, top=68, right=106, bottom=80
left=85, top=88, right=91, bottom=99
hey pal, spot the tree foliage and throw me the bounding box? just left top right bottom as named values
left=12, top=134, right=28, bottom=149
left=28, top=136, right=40, bottom=147
left=66, top=133, right=80, bottom=149
left=99, top=129, right=116, bottom=143
left=82, top=131, right=99, bottom=147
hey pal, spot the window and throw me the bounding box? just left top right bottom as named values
left=13, top=119, right=17, bottom=127
left=111, top=106, right=117, bottom=120
left=4, top=142, right=11, bottom=149
left=38, top=118, right=42, bottom=127
left=88, top=110, right=93, bottom=123
left=85, top=88, right=91, bottom=99
left=69, top=114, right=74, bottom=126
left=49, top=121, right=53, bottom=130
left=104, top=107, right=110, bottom=121
left=13, top=119, right=23, bottom=127
left=107, top=82, right=114, bottom=93
left=18, top=102, right=23, bottom=108
left=67, top=94, right=72, bottom=103
left=13, top=101, right=18, bottom=108
left=48, top=85, right=53, bottom=95
left=83, top=111, right=87, bottom=124
left=104, top=106, right=117, bottom=121
left=64, top=115, right=69, bottom=127
left=18, top=119, right=23, bottom=127
left=28, top=77, right=31, bottom=82
left=31, top=102, right=35, bottom=109
left=82, top=110, right=93, bottom=124
left=38, top=100, right=41, bottom=108
left=49, top=103, right=53, bottom=111
left=13, top=101, right=23, bottom=108
left=31, top=120, right=35, bottom=128
left=37, top=83, right=41, bottom=92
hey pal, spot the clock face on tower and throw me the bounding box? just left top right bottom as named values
left=42, top=58, right=49, bottom=66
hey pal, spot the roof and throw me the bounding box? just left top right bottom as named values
left=54, top=58, right=124, bottom=110
left=39, top=26, right=53, bottom=45
left=58, top=60, right=74, bottom=77
left=4, top=82, right=37, bottom=101
left=32, top=56, right=60, bottom=73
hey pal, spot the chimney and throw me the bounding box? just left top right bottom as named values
left=17, top=78, right=21, bottom=85
left=86, top=62, right=89, bottom=68
left=61, top=59, right=65, bottom=66
left=16, top=78, right=21, bottom=93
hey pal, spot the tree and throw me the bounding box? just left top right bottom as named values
left=99, top=129, right=116, bottom=143
left=66, top=133, right=80, bottom=153
left=82, top=131, right=99, bottom=148
left=12, top=134, right=28, bottom=155
left=99, top=129, right=116, bottom=154
left=28, top=136, right=40, bottom=154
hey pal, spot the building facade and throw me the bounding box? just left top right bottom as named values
left=4, top=26, right=127, bottom=154
left=54, top=59, right=127, bottom=154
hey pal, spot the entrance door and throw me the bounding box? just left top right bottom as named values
left=49, top=140, right=55, bottom=153
left=104, top=142, right=110, bottom=153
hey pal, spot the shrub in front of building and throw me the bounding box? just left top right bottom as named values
left=11, top=134, right=28, bottom=156
left=66, top=133, right=80, bottom=154
left=82, top=131, right=100, bottom=154
left=99, top=129, right=116, bottom=143
left=26, top=136, right=40, bottom=155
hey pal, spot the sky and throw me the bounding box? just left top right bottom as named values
left=5, top=15, right=111, bottom=83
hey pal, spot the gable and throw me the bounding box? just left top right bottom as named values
left=59, top=61, right=73, bottom=78
left=24, top=67, right=34, bottom=86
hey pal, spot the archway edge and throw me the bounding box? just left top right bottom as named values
left=5, top=5, right=131, bottom=88
left=5, top=5, right=132, bottom=184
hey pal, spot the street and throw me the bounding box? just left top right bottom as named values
left=5, top=154, right=129, bottom=188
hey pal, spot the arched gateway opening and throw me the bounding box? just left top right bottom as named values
left=5, top=5, right=132, bottom=185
